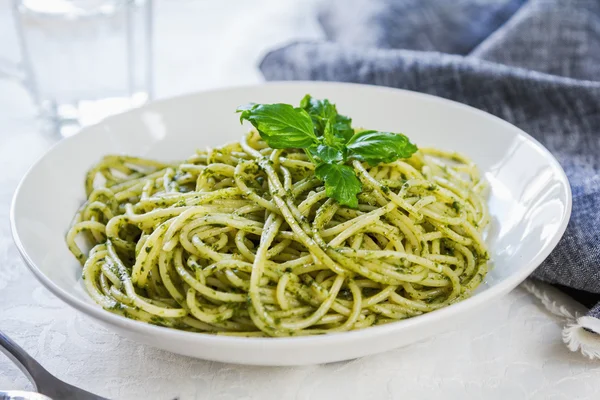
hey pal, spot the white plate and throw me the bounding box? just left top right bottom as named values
left=11, top=82, right=571, bottom=366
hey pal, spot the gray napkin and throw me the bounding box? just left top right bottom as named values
left=260, top=0, right=600, bottom=354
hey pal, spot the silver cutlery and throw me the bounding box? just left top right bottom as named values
left=0, top=330, right=109, bottom=400
left=0, top=390, right=53, bottom=400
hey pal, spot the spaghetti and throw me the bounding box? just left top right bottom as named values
left=67, top=130, right=489, bottom=337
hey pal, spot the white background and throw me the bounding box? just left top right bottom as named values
left=1, top=1, right=599, bottom=399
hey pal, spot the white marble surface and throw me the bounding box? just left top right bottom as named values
left=1, top=1, right=599, bottom=399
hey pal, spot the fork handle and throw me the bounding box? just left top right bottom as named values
left=0, top=330, right=50, bottom=391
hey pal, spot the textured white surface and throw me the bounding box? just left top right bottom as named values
left=1, top=0, right=599, bottom=398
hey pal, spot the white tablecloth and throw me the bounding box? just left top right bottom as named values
left=1, top=1, right=599, bottom=399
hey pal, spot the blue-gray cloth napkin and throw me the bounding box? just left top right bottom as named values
left=259, top=0, right=600, bottom=336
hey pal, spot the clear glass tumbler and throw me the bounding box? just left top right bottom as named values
left=0, top=0, right=153, bottom=136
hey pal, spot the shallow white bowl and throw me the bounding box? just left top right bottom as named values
left=11, top=82, right=571, bottom=366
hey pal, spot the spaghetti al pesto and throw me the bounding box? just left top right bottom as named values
left=66, top=96, right=490, bottom=337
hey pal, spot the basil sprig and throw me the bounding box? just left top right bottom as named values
left=237, top=95, right=417, bottom=208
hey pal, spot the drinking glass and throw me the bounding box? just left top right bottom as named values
left=0, top=0, right=153, bottom=136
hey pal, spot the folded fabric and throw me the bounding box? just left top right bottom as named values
left=260, top=0, right=600, bottom=357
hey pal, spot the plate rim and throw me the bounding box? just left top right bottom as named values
left=10, top=81, right=573, bottom=348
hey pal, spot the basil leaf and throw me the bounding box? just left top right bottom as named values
left=236, top=102, right=256, bottom=114
left=323, top=119, right=336, bottom=146
left=347, top=130, right=418, bottom=165
left=310, top=144, right=344, bottom=163
left=300, top=94, right=336, bottom=117
left=315, top=163, right=362, bottom=208
left=237, top=103, right=317, bottom=149
left=300, top=94, right=353, bottom=143
left=333, top=114, right=354, bottom=143
left=300, top=94, right=336, bottom=133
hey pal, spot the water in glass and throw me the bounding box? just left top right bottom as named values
left=15, top=0, right=152, bottom=136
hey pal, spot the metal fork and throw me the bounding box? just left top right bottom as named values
left=0, top=330, right=109, bottom=400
